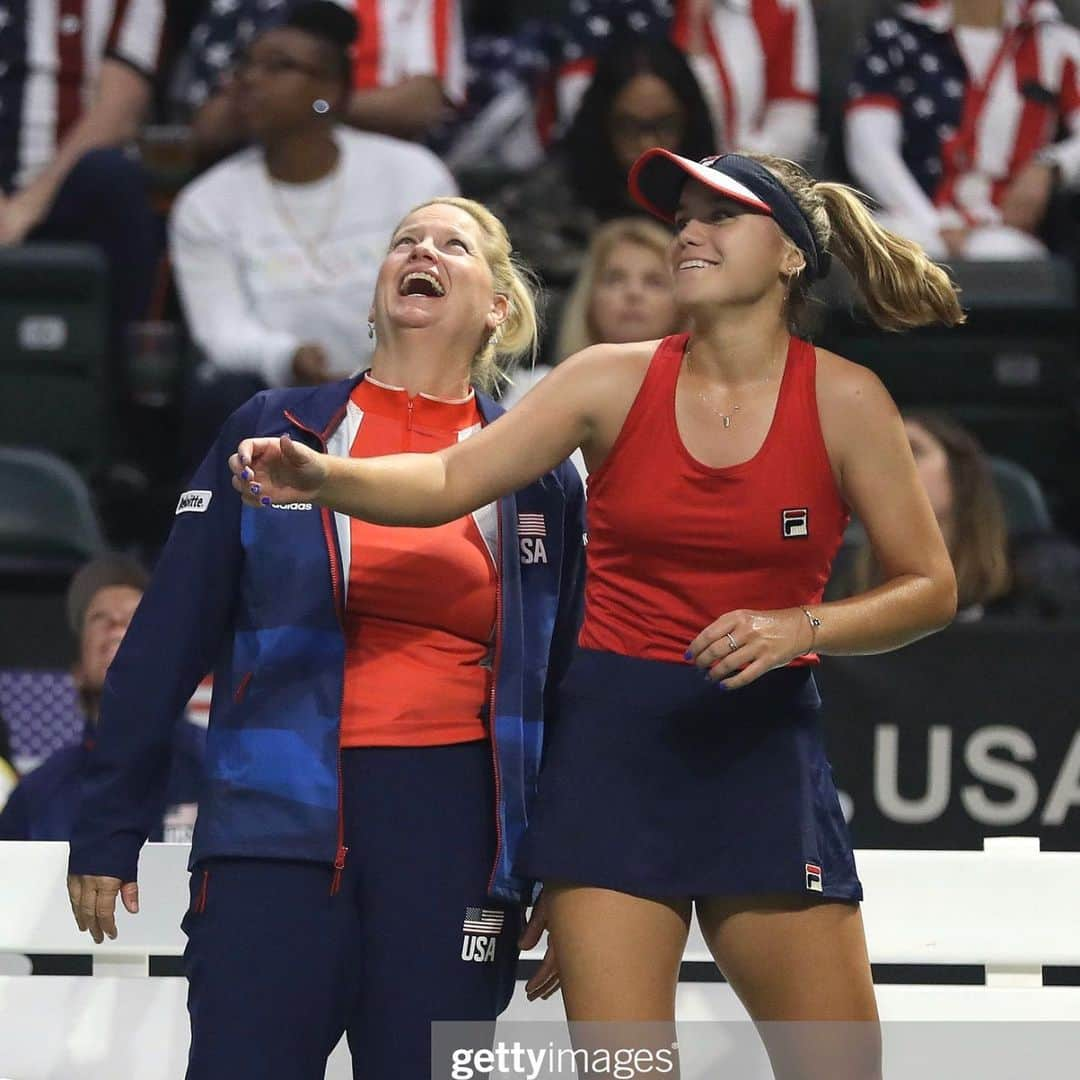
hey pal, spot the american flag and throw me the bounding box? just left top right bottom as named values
left=518, top=513, right=546, bottom=538
left=463, top=907, right=505, bottom=934
left=846, top=1, right=1080, bottom=222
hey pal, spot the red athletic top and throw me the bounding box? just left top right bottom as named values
left=340, top=376, right=495, bottom=747
left=579, top=334, right=848, bottom=664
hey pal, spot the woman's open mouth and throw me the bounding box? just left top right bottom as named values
left=399, top=270, right=445, bottom=297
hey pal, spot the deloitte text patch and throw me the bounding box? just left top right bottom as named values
left=176, top=490, right=213, bottom=515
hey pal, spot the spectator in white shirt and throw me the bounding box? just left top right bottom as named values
left=170, top=1, right=456, bottom=467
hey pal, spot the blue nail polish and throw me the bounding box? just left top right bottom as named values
left=250, top=482, right=260, bottom=495
left=260, top=496, right=271, bottom=507
left=714, top=681, right=729, bottom=692
left=683, top=650, right=693, bottom=661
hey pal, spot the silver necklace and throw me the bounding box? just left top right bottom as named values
left=266, top=159, right=346, bottom=278
left=684, top=341, right=782, bottom=429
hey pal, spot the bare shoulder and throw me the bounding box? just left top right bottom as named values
left=544, top=339, right=664, bottom=457
left=813, top=346, right=899, bottom=426
left=558, top=339, right=659, bottom=384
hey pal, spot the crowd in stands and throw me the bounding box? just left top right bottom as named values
left=2, top=0, right=1080, bottom=820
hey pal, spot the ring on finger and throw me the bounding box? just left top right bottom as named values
left=725, top=632, right=738, bottom=652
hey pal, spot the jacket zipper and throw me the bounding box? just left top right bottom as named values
left=284, top=409, right=349, bottom=895
left=194, top=868, right=210, bottom=914
left=485, top=508, right=505, bottom=895
left=233, top=671, right=253, bottom=704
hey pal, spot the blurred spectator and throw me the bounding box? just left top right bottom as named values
left=502, top=216, right=683, bottom=480
left=170, top=2, right=456, bottom=469
left=555, top=216, right=683, bottom=360
left=837, top=411, right=1011, bottom=619
left=548, top=0, right=818, bottom=162
left=0, top=555, right=205, bottom=842
left=0, top=712, right=15, bottom=812
left=173, top=0, right=465, bottom=162
left=490, top=35, right=714, bottom=285
left=845, top=0, right=1080, bottom=259
left=0, top=0, right=164, bottom=416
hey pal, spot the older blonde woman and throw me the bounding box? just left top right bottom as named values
left=68, top=197, right=585, bottom=1080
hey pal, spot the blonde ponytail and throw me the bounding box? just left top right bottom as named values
left=814, top=182, right=965, bottom=331
left=742, top=153, right=965, bottom=334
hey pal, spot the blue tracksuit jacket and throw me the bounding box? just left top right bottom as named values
left=68, top=376, right=586, bottom=903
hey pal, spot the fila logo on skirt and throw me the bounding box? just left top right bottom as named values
left=805, top=863, right=823, bottom=892
left=461, top=907, right=504, bottom=962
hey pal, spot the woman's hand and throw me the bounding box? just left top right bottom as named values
left=67, top=874, right=139, bottom=943
left=518, top=891, right=560, bottom=1001
left=229, top=435, right=329, bottom=508
left=686, top=607, right=813, bottom=689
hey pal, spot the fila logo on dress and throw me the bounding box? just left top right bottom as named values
left=781, top=508, right=809, bottom=539
left=805, top=863, right=823, bottom=893
left=519, top=513, right=548, bottom=565
left=461, top=907, right=504, bottom=962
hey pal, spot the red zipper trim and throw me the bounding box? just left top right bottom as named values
left=194, top=868, right=209, bottom=914
left=485, top=506, right=505, bottom=895
left=284, top=408, right=349, bottom=895
left=233, top=671, right=253, bottom=704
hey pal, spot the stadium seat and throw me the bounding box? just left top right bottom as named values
left=0, top=447, right=105, bottom=573
left=0, top=245, right=108, bottom=475
left=819, top=257, right=1080, bottom=525
left=990, top=456, right=1054, bottom=536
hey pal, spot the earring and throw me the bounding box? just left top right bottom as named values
left=368, top=320, right=375, bottom=341
left=312, top=98, right=330, bottom=116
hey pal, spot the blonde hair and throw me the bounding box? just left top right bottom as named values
left=405, top=196, right=540, bottom=394
left=557, top=217, right=678, bottom=361
left=743, top=153, right=966, bottom=333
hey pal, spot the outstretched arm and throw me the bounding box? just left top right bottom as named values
left=232, top=346, right=622, bottom=524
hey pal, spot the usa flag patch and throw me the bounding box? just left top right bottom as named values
left=463, top=907, right=505, bottom=934
left=518, top=513, right=546, bottom=538
left=805, top=863, right=823, bottom=892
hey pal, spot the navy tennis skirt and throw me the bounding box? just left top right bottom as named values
left=516, top=648, right=862, bottom=903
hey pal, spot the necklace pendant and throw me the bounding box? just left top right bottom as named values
left=723, top=415, right=731, bottom=429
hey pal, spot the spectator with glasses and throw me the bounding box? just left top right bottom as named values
left=545, top=0, right=819, bottom=164
left=173, top=0, right=466, bottom=164
left=170, top=1, right=456, bottom=469
left=490, top=35, right=714, bottom=286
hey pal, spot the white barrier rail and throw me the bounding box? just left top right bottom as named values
left=1, top=837, right=1079, bottom=1078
